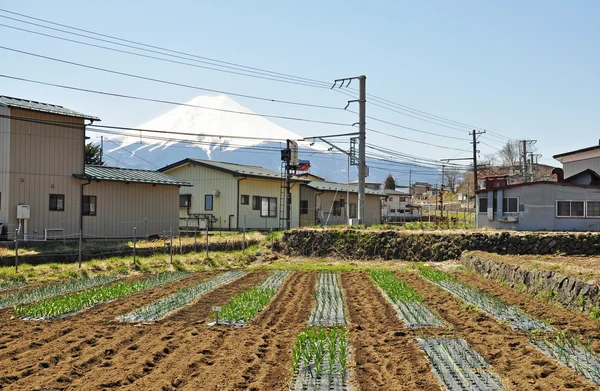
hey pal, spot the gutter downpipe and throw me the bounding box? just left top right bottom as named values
left=80, top=118, right=95, bottom=239
left=236, top=177, right=247, bottom=231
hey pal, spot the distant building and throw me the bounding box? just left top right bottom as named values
left=349, top=180, right=384, bottom=191
left=476, top=143, right=600, bottom=231
left=0, top=96, right=188, bottom=240
left=412, top=182, right=433, bottom=199
left=295, top=173, right=326, bottom=181
left=382, top=190, right=420, bottom=221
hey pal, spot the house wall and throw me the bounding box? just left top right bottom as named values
left=0, top=106, right=10, bottom=234
left=304, top=189, right=381, bottom=226
left=560, top=151, right=600, bottom=179
left=300, top=186, right=317, bottom=227
left=476, top=183, right=600, bottom=231
left=164, top=163, right=300, bottom=230
left=5, top=109, right=85, bottom=239
left=83, top=181, right=180, bottom=238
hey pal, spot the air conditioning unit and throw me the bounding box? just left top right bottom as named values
left=349, top=218, right=361, bottom=226
left=212, top=189, right=221, bottom=197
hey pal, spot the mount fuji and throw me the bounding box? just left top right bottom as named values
left=102, top=95, right=435, bottom=183
left=103, top=95, right=353, bottom=180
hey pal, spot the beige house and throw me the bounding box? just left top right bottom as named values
left=299, top=181, right=385, bottom=226
left=0, top=96, right=188, bottom=240
left=159, top=159, right=302, bottom=230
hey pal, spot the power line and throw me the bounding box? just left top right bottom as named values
left=0, top=74, right=352, bottom=128
left=367, top=128, right=466, bottom=152
left=0, top=12, right=331, bottom=89
left=0, top=46, right=342, bottom=111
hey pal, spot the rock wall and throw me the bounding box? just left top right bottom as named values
left=461, top=252, right=599, bottom=312
left=282, top=229, right=600, bottom=262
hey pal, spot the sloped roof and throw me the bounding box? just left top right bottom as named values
left=0, top=96, right=100, bottom=121
left=554, top=145, right=600, bottom=160
left=159, top=158, right=286, bottom=180
left=74, top=165, right=190, bottom=186
left=304, top=180, right=386, bottom=196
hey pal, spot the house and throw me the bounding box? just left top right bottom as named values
left=413, top=182, right=433, bottom=199
left=299, top=181, right=385, bottom=226
left=295, top=173, right=326, bottom=181
left=382, top=190, right=421, bottom=221
left=475, top=143, right=600, bottom=231
left=159, top=158, right=302, bottom=230
left=0, top=96, right=189, bottom=240
left=349, top=180, right=384, bottom=191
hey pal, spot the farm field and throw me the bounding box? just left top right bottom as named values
left=0, top=263, right=600, bottom=390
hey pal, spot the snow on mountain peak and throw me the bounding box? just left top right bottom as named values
left=110, top=95, right=319, bottom=158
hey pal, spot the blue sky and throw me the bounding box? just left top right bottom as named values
left=0, top=0, right=598, bottom=182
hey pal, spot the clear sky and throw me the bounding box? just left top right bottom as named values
left=1, top=0, right=598, bottom=183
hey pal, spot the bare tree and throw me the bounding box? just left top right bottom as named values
left=442, top=169, right=463, bottom=192
left=498, top=140, right=521, bottom=169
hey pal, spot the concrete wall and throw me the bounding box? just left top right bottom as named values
left=476, top=183, right=600, bottom=231
left=164, top=162, right=300, bottom=230
left=83, top=181, right=180, bottom=238
left=5, top=109, right=85, bottom=239
left=0, top=106, right=10, bottom=234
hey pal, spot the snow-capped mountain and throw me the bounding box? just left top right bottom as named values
left=102, top=95, right=437, bottom=183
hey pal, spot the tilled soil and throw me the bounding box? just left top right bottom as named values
left=399, top=271, right=600, bottom=391
left=342, top=272, right=441, bottom=390
left=455, top=270, right=600, bottom=354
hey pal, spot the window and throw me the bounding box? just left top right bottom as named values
left=587, top=201, right=600, bottom=217
left=478, top=198, right=488, bottom=213
left=503, top=197, right=518, bottom=213
left=83, top=195, right=96, bottom=216
left=300, top=200, right=308, bottom=215
left=261, top=197, right=277, bottom=217
left=205, top=194, right=213, bottom=211
left=241, top=195, right=249, bottom=205
left=349, top=203, right=357, bottom=219
left=391, top=209, right=396, bottom=213
left=252, top=196, right=261, bottom=210
left=49, top=194, right=65, bottom=211
left=557, top=200, right=585, bottom=217
left=332, top=201, right=342, bottom=216
left=179, top=194, right=191, bottom=207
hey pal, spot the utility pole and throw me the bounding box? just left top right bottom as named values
left=331, top=75, right=367, bottom=224
left=521, top=140, right=528, bottom=183
left=358, top=75, right=366, bottom=224
left=439, top=165, right=445, bottom=222
left=469, top=130, right=485, bottom=191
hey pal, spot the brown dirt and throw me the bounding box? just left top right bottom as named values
left=400, top=271, right=600, bottom=391
left=342, top=272, right=441, bottom=390
left=455, top=270, right=600, bottom=354
left=466, top=251, right=600, bottom=283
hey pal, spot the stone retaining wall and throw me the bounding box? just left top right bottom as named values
left=282, top=229, right=600, bottom=262
left=461, top=252, right=600, bottom=313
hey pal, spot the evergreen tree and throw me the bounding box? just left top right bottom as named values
left=85, top=142, right=105, bottom=165
left=384, top=174, right=396, bottom=190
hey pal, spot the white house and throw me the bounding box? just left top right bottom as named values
left=381, top=189, right=420, bottom=221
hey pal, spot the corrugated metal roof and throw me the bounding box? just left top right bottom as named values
left=160, top=158, right=284, bottom=180
left=304, top=180, right=386, bottom=196
left=76, top=165, right=190, bottom=186
left=0, top=96, right=100, bottom=121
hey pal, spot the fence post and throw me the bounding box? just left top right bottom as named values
left=270, top=228, right=274, bottom=251
left=243, top=215, right=246, bottom=253
left=179, top=235, right=182, bottom=254
left=194, top=230, right=197, bottom=252
left=169, top=227, right=173, bottom=265
left=14, top=229, right=19, bottom=273
left=205, top=224, right=209, bottom=258
left=133, top=226, right=137, bottom=266
left=78, top=229, right=83, bottom=269
left=163, top=230, right=166, bottom=255
left=144, top=218, right=147, bottom=239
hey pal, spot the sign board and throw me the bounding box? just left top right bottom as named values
left=212, top=306, right=221, bottom=312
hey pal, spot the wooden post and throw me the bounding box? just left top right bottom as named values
left=14, top=229, right=19, bottom=273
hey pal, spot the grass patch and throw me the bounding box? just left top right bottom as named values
left=417, top=265, right=455, bottom=282
left=368, top=269, right=422, bottom=302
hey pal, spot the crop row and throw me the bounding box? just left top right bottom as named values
left=290, top=326, right=348, bottom=391
left=3, top=276, right=117, bottom=310
left=369, top=269, right=443, bottom=328
left=310, top=272, right=345, bottom=326
left=118, top=271, right=247, bottom=323
left=0, top=280, right=25, bottom=293
left=217, top=270, right=292, bottom=326
left=14, top=271, right=190, bottom=319
left=417, top=338, right=504, bottom=391
left=531, top=331, right=600, bottom=385
left=418, top=265, right=550, bottom=332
